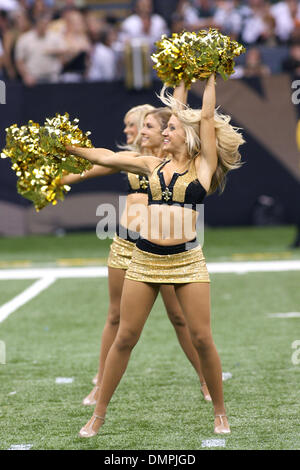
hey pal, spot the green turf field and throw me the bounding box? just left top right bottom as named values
left=0, top=225, right=299, bottom=266
left=0, top=226, right=299, bottom=450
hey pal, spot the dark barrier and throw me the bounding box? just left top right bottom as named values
left=0, top=76, right=299, bottom=235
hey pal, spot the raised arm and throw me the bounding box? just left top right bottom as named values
left=66, top=146, right=163, bottom=176
left=173, top=80, right=188, bottom=107
left=199, top=74, right=218, bottom=173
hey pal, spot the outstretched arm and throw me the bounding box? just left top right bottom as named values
left=60, top=164, right=119, bottom=186
left=199, top=74, right=218, bottom=173
left=66, top=146, right=163, bottom=176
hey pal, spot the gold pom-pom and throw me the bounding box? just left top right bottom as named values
left=151, top=28, right=246, bottom=88
left=1, top=113, right=93, bottom=211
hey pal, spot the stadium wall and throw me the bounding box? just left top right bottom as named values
left=0, top=75, right=299, bottom=235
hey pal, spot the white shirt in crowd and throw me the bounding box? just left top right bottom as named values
left=87, top=43, right=117, bottom=81
left=182, top=3, right=203, bottom=26
left=240, top=7, right=266, bottom=44
left=213, top=4, right=242, bottom=36
left=120, top=13, right=168, bottom=49
left=271, top=0, right=300, bottom=42
left=15, top=29, right=64, bottom=82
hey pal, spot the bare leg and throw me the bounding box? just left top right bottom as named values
left=159, top=284, right=211, bottom=401
left=79, top=280, right=159, bottom=436
left=97, top=268, right=126, bottom=383
left=83, top=267, right=125, bottom=405
left=174, top=282, right=230, bottom=433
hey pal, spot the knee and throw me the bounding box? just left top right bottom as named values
left=167, top=309, right=186, bottom=328
left=107, top=305, right=120, bottom=326
left=114, top=329, right=139, bottom=352
left=191, top=331, right=214, bottom=352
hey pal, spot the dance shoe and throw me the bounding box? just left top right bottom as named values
left=214, top=415, right=230, bottom=434
left=78, top=415, right=105, bottom=438
left=200, top=382, right=212, bottom=402
left=92, top=374, right=98, bottom=385
left=82, top=386, right=99, bottom=405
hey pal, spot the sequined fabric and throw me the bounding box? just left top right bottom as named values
left=125, top=244, right=210, bottom=284
left=126, top=172, right=149, bottom=194
left=1, top=113, right=93, bottom=211
left=107, top=235, right=135, bottom=270
left=148, top=159, right=206, bottom=209
left=151, top=29, right=246, bottom=88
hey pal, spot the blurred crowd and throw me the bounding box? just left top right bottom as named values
left=1, top=0, right=300, bottom=85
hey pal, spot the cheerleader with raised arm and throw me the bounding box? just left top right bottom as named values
left=61, top=94, right=212, bottom=407
left=66, top=73, right=244, bottom=436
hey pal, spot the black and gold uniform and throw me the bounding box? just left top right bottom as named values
left=125, top=160, right=210, bottom=283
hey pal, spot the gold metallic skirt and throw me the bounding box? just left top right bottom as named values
left=107, top=234, right=135, bottom=270
left=125, top=239, right=210, bottom=284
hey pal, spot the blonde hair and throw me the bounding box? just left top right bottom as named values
left=121, top=104, right=155, bottom=151
left=144, top=107, right=172, bottom=132
left=159, top=88, right=245, bottom=194
left=133, top=107, right=172, bottom=155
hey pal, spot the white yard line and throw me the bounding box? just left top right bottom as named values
left=0, top=260, right=300, bottom=280
left=0, top=260, right=299, bottom=323
left=0, top=267, right=108, bottom=280
left=268, top=312, right=300, bottom=318
left=207, top=260, right=300, bottom=273
left=0, top=276, right=56, bottom=323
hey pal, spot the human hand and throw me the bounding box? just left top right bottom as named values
left=65, top=144, right=76, bottom=153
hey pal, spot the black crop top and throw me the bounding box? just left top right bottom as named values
left=147, top=159, right=206, bottom=210
left=126, top=172, right=149, bottom=195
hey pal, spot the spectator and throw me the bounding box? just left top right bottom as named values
left=2, top=9, right=32, bottom=80
left=15, top=12, right=65, bottom=86
left=213, top=0, right=242, bottom=39
left=257, top=8, right=280, bottom=46
left=282, top=40, right=300, bottom=76
left=152, top=0, right=181, bottom=28
left=60, top=8, right=91, bottom=82
left=180, top=0, right=217, bottom=30
left=28, top=0, right=53, bottom=23
left=271, top=0, right=300, bottom=43
left=120, top=0, right=168, bottom=51
left=87, top=25, right=118, bottom=82
left=0, top=8, right=9, bottom=36
left=240, top=0, right=276, bottom=45
left=170, top=10, right=186, bottom=33
left=84, top=10, right=106, bottom=44
left=231, top=47, right=271, bottom=78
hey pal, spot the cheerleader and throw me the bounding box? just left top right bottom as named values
left=67, top=74, right=245, bottom=436
left=62, top=101, right=211, bottom=406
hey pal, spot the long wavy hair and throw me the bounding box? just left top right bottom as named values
left=159, top=88, right=245, bottom=194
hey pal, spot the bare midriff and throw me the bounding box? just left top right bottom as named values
left=120, top=193, right=148, bottom=234
left=120, top=195, right=198, bottom=245
left=140, top=205, right=198, bottom=246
